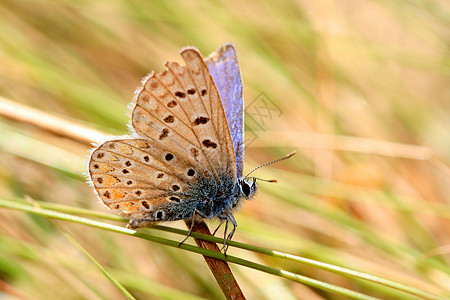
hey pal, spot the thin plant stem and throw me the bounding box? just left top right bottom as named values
left=62, top=231, right=136, bottom=300
left=185, top=220, right=245, bottom=300
left=10, top=198, right=444, bottom=300
left=0, top=198, right=401, bottom=300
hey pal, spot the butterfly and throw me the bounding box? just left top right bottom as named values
left=88, top=44, right=293, bottom=251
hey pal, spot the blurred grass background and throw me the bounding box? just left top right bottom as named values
left=0, top=0, right=449, bottom=299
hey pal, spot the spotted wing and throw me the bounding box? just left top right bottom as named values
left=88, top=139, right=204, bottom=225
left=88, top=47, right=237, bottom=227
left=131, top=47, right=237, bottom=181
left=206, top=44, right=244, bottom=178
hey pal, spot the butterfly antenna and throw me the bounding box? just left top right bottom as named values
left=245, top=151, right=296, bottom=178
left=247, top=177, right=278, bottom=183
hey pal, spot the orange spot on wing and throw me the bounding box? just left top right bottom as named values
left=103, top=175, right=120, bottom=186
left=133, top=141, right=150, bottom=149
left=124, top=206, right=138, bottom=213
left=120, top=201, right=139, bottom=213
left=98, top=164, right=115, bottom=173
left=117, top=144, right=133, bottom=155
left=110, top=189, right=126, bottom=200
left=104, top=153, right=119, bottom=161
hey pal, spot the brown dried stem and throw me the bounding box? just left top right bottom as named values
left=185, top=220, right=245, bottom=300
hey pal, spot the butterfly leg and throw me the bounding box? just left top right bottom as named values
left=214, top=216, right=229, bottom=254
left=178, top=218, right=196, bottom=247
left=212, top=220, right=224, bottom=236
left=223, top=214, right=237, bottom=255
left=178, top=209, right=207, bottom=247
left=222, top=218, right=229, bottom=251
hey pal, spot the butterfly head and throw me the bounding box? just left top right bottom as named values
left=238, top=177, right=258, bottom=199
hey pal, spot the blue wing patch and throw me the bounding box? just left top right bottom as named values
left=206, top=44, right=244, bottom=178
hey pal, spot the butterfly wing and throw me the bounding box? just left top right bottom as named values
left=206, top=44, right=244, bottom=178
left=131, top=47, right=236, bottom=180
left=88, top=47, right=237, bottom=227
left=88, top=139, right=208, bottom=226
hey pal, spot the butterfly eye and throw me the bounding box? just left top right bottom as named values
left=241, top=181, right=251, bottom=197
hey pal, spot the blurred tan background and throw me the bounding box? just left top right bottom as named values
left=0, top=1, right=449, bottom=299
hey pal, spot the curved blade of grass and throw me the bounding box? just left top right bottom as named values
left=0, top=234, right=208, bottom=300
left=151, top=226, right=445, bottom=300
left=0, top=198, right=387, bottom=300
left=10, top=198, right=445, bottom=300
left=61, top=231, right=136, bottom=300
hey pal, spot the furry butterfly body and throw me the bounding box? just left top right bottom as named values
left=88, top=44, right=255, bottom=242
